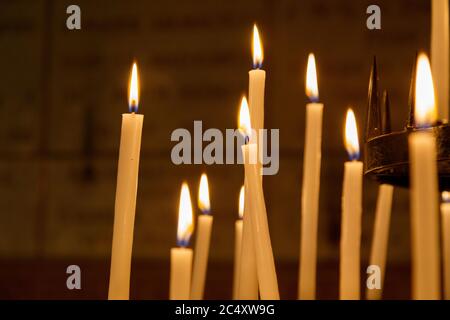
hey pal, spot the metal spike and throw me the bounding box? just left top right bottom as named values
left=365, top=56, right=381, bottom=141
left=407, top=53, right=418, bottom=128
left=381, top=90, right=391, bottom=134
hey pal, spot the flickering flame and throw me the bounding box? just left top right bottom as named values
left=252, top=24, right=263, bottom=69
left=128, top=62, right=139, bottom=113
left=198, top=173, right=210, bottom=214
left=177, top=182, right=194, bottom=247
left=238, top=96, right=252, bottom=140
left=443, top=191, right=450, bottom=203
left=415, top=53, right=437, bottom=127
left=238, top=185, right=244, bottom=219
left=344, top=108, right=360, bottom=160
left=306, top=53, right=319, bottom=102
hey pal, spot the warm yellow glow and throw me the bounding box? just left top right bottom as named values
left=344, top=108, right=360, bottom=160
left=198, top=173, right=210, bottom=214
left=238, top=185, right=244, bottom=219
left=443, top=191, right=450, bottom=203
left=252, top=24, right=263, bottom=68
left=306, top=53, right=319, bottom=101
left=415, top=53, right=437, bottom=127
left=177, top=182, right=194, bottom=246
left=238, top=96, right=252, bottom=139
left=128, top=62, right=139, bottom=112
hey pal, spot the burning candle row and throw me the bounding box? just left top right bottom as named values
left=106, top=14, right=450, bottom=299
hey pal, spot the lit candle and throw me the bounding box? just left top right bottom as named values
left=441, top=191, right=450, bottom=300
left=340, top=108, right=363, bottom=300
left=191, top=173, right=213, bottom=299
left=108, top=62, right=144, bottom=300
left=236, top=97, right=258, bottom=300
left=249, top=24, right=265, bottom=160
left=431, top=0, right=449, bottom=122
left=298, top=53, right=323, bottom=300
left=239, top=97, right=280, bottom=300
left=409, top=53, right=441, bottom=299
left=366, top=184, right=394, bottom=300
left=232, top=185, right=244, bottom=299
left=170, top=182, right=195, bottom=300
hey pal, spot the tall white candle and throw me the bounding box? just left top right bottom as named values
left=366, top=184, right=394, bottom=300
left=409, top=53, right=441, bottom=300
left=299, top=53, right=323, bottom=300
left=108, top=62, right=143, bottom=300
left=191, top=173, right=213, bottom=300
left=237, top=97, right=258, bottom=300
left=170, top=183, right=195, bottom=300
left=232, top=185, right=245, bottom=299
left=340, top=109, right=363, bottom=300
left=249, top=24, right=265, bottom=148
left=239, top=97, right=279, bottom=300
left=431, top=0, right=449, bottom=121
left=441, top=191, right=450, bottom=299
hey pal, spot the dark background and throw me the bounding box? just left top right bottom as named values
left=0, top=0, right=432, bottom=299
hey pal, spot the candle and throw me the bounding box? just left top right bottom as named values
left=108, top=62, right=144, bottom=300
left=191, top=173, right=213, bottom=299
left=366, top=184, right=394, bottom=300
left=441, top=191, right=450, bottom=299
left=431, top=0, right=449, bottom=121
left=232, top=185, right=244, bottom=299
left=236, top=97, right=258, bottom=300
left=249, top=24, right=265, bottom=156
left=170, top=182, right=195, bottom=300
left=340, top=108, right=363, bottom=300
left=239, top=97, right=280, bottom=300
left=409, top=53, right=441, bottom=299
left=298, top=53, right=323, bottom=300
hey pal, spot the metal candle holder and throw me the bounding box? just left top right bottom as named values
left=363, top=57, right=450, bottom=190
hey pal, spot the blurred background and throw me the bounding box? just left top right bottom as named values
left=0, top=0, right=432, bottom=299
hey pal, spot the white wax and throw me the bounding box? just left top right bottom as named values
left=191, top=214, right=213, bottom=299
left=243, top=144, right=280, bottom=300
left=237, top=175, right=258, bottom=299
left=441, top=202, right=450, bottom=299
left=248, top=69, right=266, bottom=139
left=340, top=161, right=363, bottom=300
left=409, top=131, right=441, bottom=299
left=366, top=184, right=394, bottom=300
left=431, top=0, right=449, bottom=121
left=170, top=247, right=193, bottom=300
left=108, top=113, right=143, bottom=300
left=299, top=102, right=323, bottom=300
left=232, top=219, right=243, bottom=300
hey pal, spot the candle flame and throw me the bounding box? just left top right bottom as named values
left=415, top=53, right=437, bottom=127
left=238, top=185, right=244, bottom=219
left=177, top=182, right=194, bottom=247
left=252, top=24, right=263, bottom=69
left=344, top=108, right=360, bottom=160
left=306, top=53, right=319, bottom=102
left=198, top=173, right=210, bottom=214
left=443, top=191, right=450, bottom=203
left=128, top=62, right=139, bottom=113
left=238, top=96, right=252, bottom=140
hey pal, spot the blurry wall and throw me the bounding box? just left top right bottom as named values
left=0, top=0, right=431, bottom=298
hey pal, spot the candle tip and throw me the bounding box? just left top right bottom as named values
left=128, top=62, right=139, bottom=113
left=345, top=108, right=360, bottom=160
left=198, top=173, right=211, bottom=214
left=252, top=24, right=263, bottom=69
left=177, top=182, right=194, bottom=247
left=306, top=53, right=319, bottom=102
left=414, top=52, right=437, bottom=128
